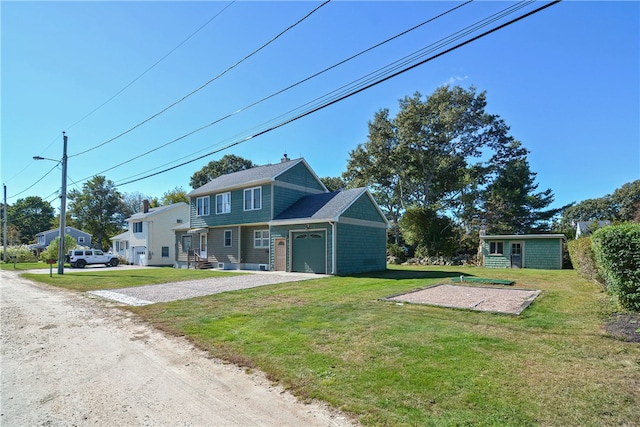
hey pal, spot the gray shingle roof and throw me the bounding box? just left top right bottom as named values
left=188, top=158, right=307, bottom=197
left=273, top=188, right=367, bottom=222
left=126, top=202, right=188, bottom=221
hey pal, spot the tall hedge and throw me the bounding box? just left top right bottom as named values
left=567, top=237, right=603, bottom=284
left=591, top=223, right=640, bottom=311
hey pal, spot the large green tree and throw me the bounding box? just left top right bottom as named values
left=344, top=86, right=554, bottom=244
left=190, top=154, right=255, bottom=189
left=478, top=145, right=563, bottom=234
left=68, top=176, right=124, bottom=250
left=161, top=186, right=189, bottom=205
left=7, top=196, right=55, bottom=244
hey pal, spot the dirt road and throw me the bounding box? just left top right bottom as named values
left=0, top=270, right=354, bottom=426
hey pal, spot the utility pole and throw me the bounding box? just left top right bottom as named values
left=57, top=132, right=68, bottom=275
left=3, top=184, right=7, bottom=263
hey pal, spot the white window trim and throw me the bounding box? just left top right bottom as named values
left=196, top=196, right=210, bottom=216
left=224, top=229, right=233, bottom=247
left=244, top=187, right=262, bottom=211
left=489, top=241, right=504, bottom=255
left=133, top=221, right=143, bottom=233
left=216, top=192, right=231, bottom=215
left=254, top=230, right=269, bottom=249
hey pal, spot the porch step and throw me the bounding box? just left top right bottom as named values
left=195, top=261, right=213, bottom=270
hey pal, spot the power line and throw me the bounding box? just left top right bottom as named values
left=64, top=1, right=236, bottom=133
left=112, top=0, right=536, bottom=185
left=68, top=0, right=474, bottom=185
left=6, top=3, right=235, bottom=201
left=70, top=0, right=331, bottom=158
left=115, top=0, right=561, bottom=188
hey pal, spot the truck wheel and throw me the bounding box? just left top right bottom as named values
left=109, top=258, right=119, bottom=267
left=76, top=259, right=86, bottom=269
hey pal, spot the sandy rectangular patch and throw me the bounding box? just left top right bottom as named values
left=385, top=284, right=540, bottom=315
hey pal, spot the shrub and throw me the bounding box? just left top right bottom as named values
left=567, top=237, right=603, bottom=284
left=386, top=243, right=407, bottom=263
left=1, top=245, right=38, bottom=263
left=592, top=223, right=640, bottom=312
left=39, top=235, right=78, bottom=263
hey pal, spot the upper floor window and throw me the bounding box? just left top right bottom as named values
left=244, top=187, right=262, bottom=211
left=133, top=221, right=143, bottom=233
left=196, top=196, right=210, bottom=216
left=216, top=192, right=231, bottom=214
left=254, top=230, right=269, bottom=248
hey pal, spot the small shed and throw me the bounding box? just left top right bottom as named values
left=480, top=234, right=565, bottom=269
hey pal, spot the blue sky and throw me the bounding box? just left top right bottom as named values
left=2, top=1, right=638, bottom=215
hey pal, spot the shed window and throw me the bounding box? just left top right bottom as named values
left=489, top=241, right=504, bottom=255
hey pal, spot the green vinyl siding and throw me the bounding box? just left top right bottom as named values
left=483, top=237, right=563, bottom=269
left=336, top=222, right=386, bottom=274
left=275, top=162, right=324, bottom=191
left=342, top=194, right=386, bottom=223
left=240, top=225, right=269, bottom=265
left=190, top=185, right=271, bottom=227
left=523, top=239, right=563, bottom=269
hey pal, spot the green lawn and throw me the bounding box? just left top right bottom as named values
left=125, top=266, right=639, bottom=426
left=21, top=267, right=242, bottom=291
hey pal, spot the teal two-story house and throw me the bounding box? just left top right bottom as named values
left=176, top=157, right=388, bottom=275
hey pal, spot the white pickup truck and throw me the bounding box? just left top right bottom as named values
left=66, top=249, right=119, bottom=268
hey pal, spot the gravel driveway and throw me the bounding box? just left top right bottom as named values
left=89, top=271, right=321, bottom=306
left=1, top=269, right=353, bottom=426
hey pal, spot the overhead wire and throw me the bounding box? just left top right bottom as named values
left=68, top=0, right=474, bottom=185
left=63, top=1, right=236, bottom=133
left=111, top=0, right=536, bottom=185
left=115, top=0, right=561, bottom=187
left=6, top=3, right=235, bottom=201
left=70, top=0, right=332, bottom=158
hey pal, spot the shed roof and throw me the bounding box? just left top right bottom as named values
left=481, top=234, right=565, bottom=240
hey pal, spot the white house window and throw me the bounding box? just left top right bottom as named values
left=216, top=192, right=231, bottom=214
left=489, top=241, right=504, bottom=255
left=254, top=230, right=269, bottom=248
left=224, top=230, right=232, bottom=247
left=244, top=187, right=261, bottom=211
left=176, top=219, right=183, bottom=223
left=78, top=236, right=85, bottom=244
left=161, top=246, right=169, bottom=257
left=133, top=221, right=143, bottom=233
left=196, top=196, right=210, bottom=216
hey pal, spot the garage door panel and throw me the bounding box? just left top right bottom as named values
left=292, top=232, right=326, bottom=274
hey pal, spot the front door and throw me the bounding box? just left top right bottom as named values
left=275, top=238, right=287, bottom=271
left=511, top=242, right=523, bottom=268
left=200, top=233, right=207, bottom=259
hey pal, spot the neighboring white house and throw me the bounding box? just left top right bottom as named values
left=110, top=201, right=189, bottom=266
left=575, top=220, right=611, bottom=238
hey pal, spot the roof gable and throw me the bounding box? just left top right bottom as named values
left=188, top=158, right=323, bottom=197
left=272, top=187, right=387, bottom=225
left=126, top=202, right=188, bottom=221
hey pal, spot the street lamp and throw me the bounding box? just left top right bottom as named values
left=34, top=132, right=68, bottom=275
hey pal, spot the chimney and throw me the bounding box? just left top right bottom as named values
left=281, top=153, right=290, bottom=163
left=142, top=199, right=149, bottom=213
